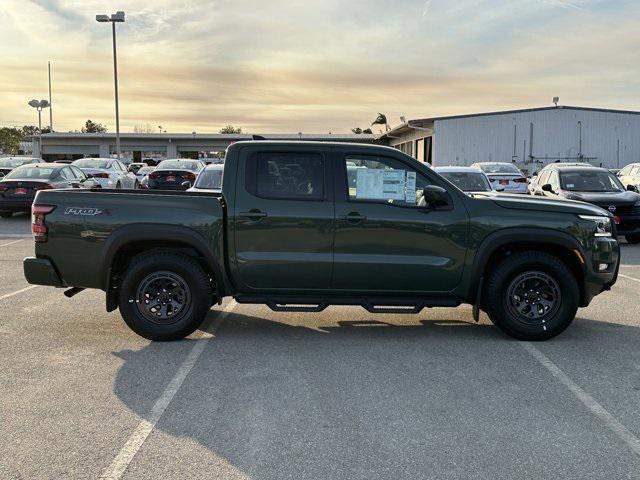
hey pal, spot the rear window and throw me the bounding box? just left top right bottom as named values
left=158, top=160, right=201, bottom=171
left=439, top=171, right=491, bottom=192
left=4, top=166, right=56, bottom=179
left=249, top=152, right=324, bottom=200
left=74, top=159, right=110, bottom=169
left=195, top=168, right=223, bottom=189
left=137, top=166, right=155, bottom=175
left=477, top=163, right=521, bottom=174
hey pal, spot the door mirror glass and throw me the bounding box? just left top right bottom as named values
left=541, top=183, right=554, bottom=192
left=627, top=184, right=638, bottom=192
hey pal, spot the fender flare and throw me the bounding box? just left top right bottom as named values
left=468, top=227, right=586, bottom=300
left=100, top=224, right=227, bottom=297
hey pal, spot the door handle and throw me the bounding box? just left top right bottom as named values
left=338, top=212, right=367, bottom=222
left=240, top=210, right=268, bottom=220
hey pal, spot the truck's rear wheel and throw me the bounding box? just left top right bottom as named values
left=118, top=251, right=212, bottom=341
left=484, top=251, right=579, bottom=341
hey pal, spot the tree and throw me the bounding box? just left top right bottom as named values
left=0, top=127, right=23, bottom=154
left=371, top=113, right=389, bottom=132
left=81, top=120, right=107, bottom=133
left=219, top=125, right=242, bottom=134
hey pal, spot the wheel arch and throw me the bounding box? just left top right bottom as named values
left=100, top=224, right=228, bottom=310
left=469, top=228, right=587, bottom=306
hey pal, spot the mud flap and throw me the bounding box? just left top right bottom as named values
left=473, top=276, right=484, bottom=322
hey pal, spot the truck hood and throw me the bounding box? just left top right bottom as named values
left=470, top=192, right=610, bottom=216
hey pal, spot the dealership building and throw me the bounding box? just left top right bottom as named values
left=32, top=132, right=375, bottom=162
left=380, top=105, right=640, bottom=174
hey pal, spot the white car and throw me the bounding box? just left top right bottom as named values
left=434, top=166, right=496, bottom=193
left=617, top=163, right=640, bottom=191
left=187, top=164, right=223, bottom=193
left=136, top=166, right=156, bottom=189
left=72, top=158, right=138, bottom=189
left=470, top=162, right=528, bottom=194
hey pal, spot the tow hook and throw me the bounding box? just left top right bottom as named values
left=64, top=287, right=85, bottom=298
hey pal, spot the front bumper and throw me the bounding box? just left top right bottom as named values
left=581, top=237, right=619, bottom=306
left=23, top=257, right=65, bottom=287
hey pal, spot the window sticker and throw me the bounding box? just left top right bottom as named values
left=566, top=183, right=575, bottom=188
left=405, top=171, right=417, bottom=204
left=356, top=169, right=406, bottom=201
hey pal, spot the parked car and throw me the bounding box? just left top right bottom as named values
left=534, top=164, right=640, bottom=243
left=434, top=166, right=495, bottom=193
left=127, top=162, right=147, bottom=174
left=147, top=159, right=205, bottom=190
left=0, top=156, right=45, bottom=178
left=24, top=141, right=619, bottom=342
left=72, top=158, right=138, bottom=189
left=529, top=162, right=594, bottom=195
left=187, top=164, right=223, bottom=193
left=0, top=163, right=99, bottom=217
left=470, top=162, right=528, bottom=194
left=617, top=163, right=640, bottom=191
left=135, top=166, right=156, bottom=189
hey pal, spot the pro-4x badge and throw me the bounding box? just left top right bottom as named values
left=64, top=207, right=104, bottom=216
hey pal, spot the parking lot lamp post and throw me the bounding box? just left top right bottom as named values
left=96, top=11, right=125, bottom=160
left=28, top=99, right=50, bottom=158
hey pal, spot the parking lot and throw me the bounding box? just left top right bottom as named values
left=1, top=215, right=639, bottom=479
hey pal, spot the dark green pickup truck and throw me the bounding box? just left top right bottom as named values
left=24, top=141, right=619, bottom=341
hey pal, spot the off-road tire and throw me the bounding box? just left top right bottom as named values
left=118, top=251, right=212, bottom=341
left=484, top=251, right=579, bottom=341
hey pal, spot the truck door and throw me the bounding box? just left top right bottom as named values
left=231, top=148, right=334, bottom=291
left=332, top=153, right=468, bottom=293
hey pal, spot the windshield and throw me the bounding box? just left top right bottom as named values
left=439, top=172, right=491, bottom=192
left=478, top=163, right=521, bottom=174
left=560, top=171, right=625, bottom=192
left=74, top=159, right=110, bottom=169
left=4, top=166, right=56, bottom=179
left=158, top=160, right=200, bottom=171
left=194, top=168, right=223, bottom=189
left=0, top=158, right=38, bottom=168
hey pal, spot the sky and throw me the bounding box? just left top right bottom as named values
left=1, top=0, right=639, bottom=134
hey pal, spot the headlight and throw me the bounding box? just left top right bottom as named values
left=579, top=215, right=612, bottom=237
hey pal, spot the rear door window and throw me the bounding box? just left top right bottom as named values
left=253, top=152, right=324, bottom=200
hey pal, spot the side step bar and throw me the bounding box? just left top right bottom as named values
left=236, top=296, right=460, bottom=314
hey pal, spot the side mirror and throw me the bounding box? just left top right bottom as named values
left=85, top=173, right=94, bottom=179
left=181, top=181, right=192, bottom=189
left=422, top=185, right=449, bottom=208
left=627, top=184, right=638, bottom=192
left=532, top=172, right=538, bottom=177
left=541, top=183, right=554, bottom=193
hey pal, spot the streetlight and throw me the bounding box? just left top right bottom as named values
left=28, top=99, right=50, bottom=158
left=96, top=10, right=125, bottom=159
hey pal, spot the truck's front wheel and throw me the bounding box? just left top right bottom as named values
left=484, top=251, right=579, bottom=341
left=118, top=251, right=212, bottom=341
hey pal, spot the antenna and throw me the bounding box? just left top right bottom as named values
left=553, top=96, right=559, bottom=107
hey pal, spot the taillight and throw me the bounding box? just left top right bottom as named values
left=32, top=204, right=56, bottom=243
left=513, top=177, right=528, bottom=183
left=92, top=172, right=110, bottom=178
left=149, top=172, right=159, bottom=179
left=34, top=184, right=53, bottom=191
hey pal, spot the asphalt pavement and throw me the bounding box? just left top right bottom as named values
left=1, top=216, right=639, bottom=479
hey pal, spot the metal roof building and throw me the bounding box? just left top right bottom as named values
left=34, top=132, right=376, bottom=161
left=379, top=105, right=640, bottom=174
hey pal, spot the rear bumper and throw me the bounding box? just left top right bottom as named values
left=0, top=198, right=34, bottom=212
left=581, top=237, right=619, bottom=306
left=23, top=257, right=65, bottom=287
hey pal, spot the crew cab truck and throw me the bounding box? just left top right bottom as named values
left=23, top=141, right=619, bottom=341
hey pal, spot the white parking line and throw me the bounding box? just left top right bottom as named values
left=522, top=342, right=640, bottom=457
left=0, top=285, right=39, bottom=301
left=100, top=300, right=237, bottom=480
left=0, top=234, right=32, bottom=238
left=619, top=273, right=640, bottom=284
left=0, top=239, right=24, bottom=248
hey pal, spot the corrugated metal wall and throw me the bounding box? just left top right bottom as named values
left=433, top=108, right=640, bottom=171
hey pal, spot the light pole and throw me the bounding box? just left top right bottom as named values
left=96, top=11, right=125, bottom=159
left=28, top=99, right=50, bottom=158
